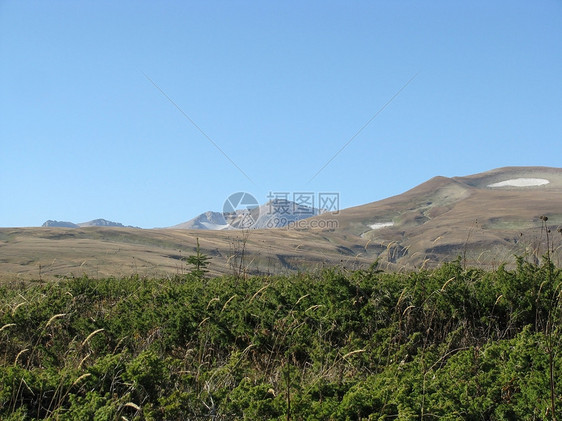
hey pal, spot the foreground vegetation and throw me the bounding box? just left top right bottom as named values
left=1, top=256, right=562, bottom=420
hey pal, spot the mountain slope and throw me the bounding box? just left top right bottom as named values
left=309, top=166, right=562, bottom=267
left=3, top=166, right=561, bottom=280
left=170, top=211, right=230, bottom=230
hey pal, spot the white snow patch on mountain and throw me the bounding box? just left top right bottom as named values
left=487, top=178, right=550, bottom=188
left=369, top=222, right=394, bottom=230
left=201, top=221, right=230, bottom=230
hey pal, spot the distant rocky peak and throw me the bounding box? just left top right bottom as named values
left=41, top=220, right=79, bottom=228
left=78, top=219, right=125, bottom=227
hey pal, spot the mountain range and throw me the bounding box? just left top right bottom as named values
left=43, top=200, right=321, bottom=231
left=42, top=219, right=139, bottom=229
left=170, top=199, right=321, bottom=230
left=3, top=166, right=561, bottom=281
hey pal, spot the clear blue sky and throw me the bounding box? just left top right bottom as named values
left=1, top=1, right=561, bottom=228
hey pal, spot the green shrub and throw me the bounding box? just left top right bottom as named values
left=1, top=258, right=562, bottom=419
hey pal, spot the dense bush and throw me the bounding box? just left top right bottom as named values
left=1, top=257, right=562, bottom=419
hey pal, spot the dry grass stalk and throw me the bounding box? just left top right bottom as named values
left=71, top=373, right=91, bottom=387
left=250, top=284, right=270, bottom=303
left=14, top=348, right=29, bottom=366
left=78, top=353, right=91, bottom=369
left=12, top=302, right=26, bottom=315
left=0, top=323, right=16, bottom=333
left=440, top=277, right=456, bottom=292
left=45, top=313, right=66, bottom=328
left=221, top=294, right=237, bottom=312
left=112, top=336, right=128, bottom=354
left=206, top=297, right=220, bottom=309
left=21, top=377, right=35, bottom=395
left=402, top=305, right=415, bottom=316
left=241, top=344, right=254, bottom=356
left=295, top=294, right=310, bottom=305
left=82, top=328, right=105, bottom=347
left=124, top=402, right=141, bottom=411
left=396, top=287, right=408, bottom=307
left=342, top=349, right=366, bottom=360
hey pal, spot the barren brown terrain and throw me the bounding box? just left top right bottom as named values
left=1, top=166, right=560, bottom=281
left=312, top=166, right=562, bottom=267
left=0, top=227, right=373, bottom=281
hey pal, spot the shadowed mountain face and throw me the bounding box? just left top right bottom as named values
left=2, top=166, right=561, bottom=280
